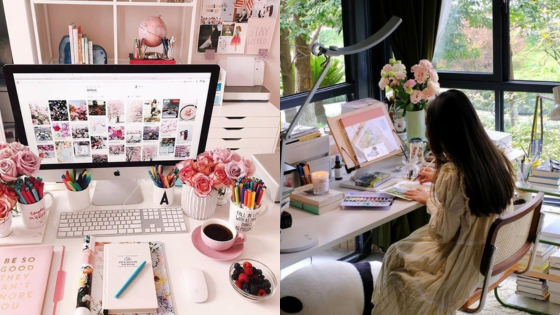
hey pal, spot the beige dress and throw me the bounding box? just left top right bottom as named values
left=371, top=163, right=513, bottom=315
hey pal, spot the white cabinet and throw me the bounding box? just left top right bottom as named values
left=207, top=102, right=279, bottom=157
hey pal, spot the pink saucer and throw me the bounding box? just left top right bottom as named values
left=192, top=225, right=244, bottom=261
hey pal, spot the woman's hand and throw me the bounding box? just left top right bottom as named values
left=404, top=188, right=430, bottom=204
left=417, top=167, right=436, bottom=184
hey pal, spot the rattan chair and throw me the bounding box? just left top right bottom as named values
left=459, top=192, right=545, bottom=314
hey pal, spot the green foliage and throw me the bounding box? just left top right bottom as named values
left=280, top=0, right=342, bottom=42
left=310, top=55, right=345, bottom=87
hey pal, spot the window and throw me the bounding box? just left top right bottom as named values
left=504, top=92, right=560, bottom=158
left=510, top=0, right=560, bottom=81
left=433, top=0, right=493, bottom=73
left=280, top=0, right=345, bottom=97
left=440, top=88, right=496, bottom=129
left=281, top=95, right=347, bottom=128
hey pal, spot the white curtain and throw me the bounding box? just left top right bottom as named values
left=435, top=0, right=453, bottom=50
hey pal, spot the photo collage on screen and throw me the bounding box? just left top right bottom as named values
left=30, top=98, right=197, bottom=164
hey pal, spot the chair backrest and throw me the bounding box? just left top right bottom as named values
left=480, top=192, right=544, bottom=276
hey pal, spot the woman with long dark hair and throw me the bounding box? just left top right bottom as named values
left=371, top=90, right=516, bottom=315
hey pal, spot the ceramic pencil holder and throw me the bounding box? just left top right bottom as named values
left=154, top=186, right=175, bottom=206
left=67, top=187, right=91, bottom=211
left=18, top=192, right=54, bottom=229
left=228, top=202, right=266, bottom=233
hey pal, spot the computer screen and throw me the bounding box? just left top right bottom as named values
left=4, top=65, right=220, bottom=170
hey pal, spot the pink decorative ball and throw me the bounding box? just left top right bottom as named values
left=138, top=16, right=168, bottom=47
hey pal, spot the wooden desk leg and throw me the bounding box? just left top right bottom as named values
left=337, top=230, right=373, bottom=263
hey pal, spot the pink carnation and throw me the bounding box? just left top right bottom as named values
left=410, top=90, right=423, bottom=104
left=378, top=77, right=389, bottom=89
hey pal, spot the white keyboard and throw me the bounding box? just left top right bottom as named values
left=57, top=208, right=188, bottom=238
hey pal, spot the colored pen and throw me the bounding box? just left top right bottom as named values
left=114, top=260, right=147, bottom=299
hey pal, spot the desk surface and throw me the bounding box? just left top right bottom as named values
left=39, top=180, right=279, bottom=315
left=280, top=156, right=425, bottom=269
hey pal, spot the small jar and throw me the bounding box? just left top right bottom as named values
left=401, top=160, right=419, bottom=181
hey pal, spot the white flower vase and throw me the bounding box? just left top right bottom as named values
left=181, top=185, right=219, bottom=220
left=0, top=211, right=13, bottom=238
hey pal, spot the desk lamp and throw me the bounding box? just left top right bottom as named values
left=280, top=16, right=402, bottom=253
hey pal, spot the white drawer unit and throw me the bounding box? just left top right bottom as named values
left=207, top=102, right=280, bottom=156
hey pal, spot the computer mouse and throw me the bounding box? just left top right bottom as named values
left=183, top=268, right=208, bottom=303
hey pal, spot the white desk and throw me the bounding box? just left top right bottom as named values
left=280, top=156, right=425, bottom=269
left=40, top=180, right=279, bottom=314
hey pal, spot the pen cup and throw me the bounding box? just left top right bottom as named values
left=67, top=186, right=91, bottom=211
left=228, top=202, right=266, bottom=233
left=18, top=192, right=54, bottom=229
left=153, top=185, right=175, bottom=206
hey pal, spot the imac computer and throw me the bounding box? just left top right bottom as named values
left=4, top=64, right=220, bottom=206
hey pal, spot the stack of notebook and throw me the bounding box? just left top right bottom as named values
left=290, top=184, right=344, bottom=215
left=282, top=123, right=322, bottom=144
left=528, top=160, right=560, bottom=190
left=282, top=187, right=294, bottom=211
left=549, top=250, right=560, bottom=305
left=515, top=244, right=557, bottom=300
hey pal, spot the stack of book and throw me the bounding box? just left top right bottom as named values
left=549, top=250, right=560, bottom=305
left=68, top=24, right=94, bottom=64
left=516, top=244, right=557, bottom=300
left=486, top=130, right=513, bottom=155
left=290, top=184, right=344, bottom=215
left=528, top=160, right=560, bottom=190
left=281, top=187, right=294, bottom=211
left=282, top=123, right=322, bottom=144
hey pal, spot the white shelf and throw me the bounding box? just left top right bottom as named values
left=32, top=0, right=195, bottom=6
left=46, top=58, right=184, bottom=64
left=30, top=0, right=197, bottom=65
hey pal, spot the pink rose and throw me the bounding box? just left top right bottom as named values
left=244, top=159, right=256, bottom=177
left=414, top=68, right=428, bottom=84
left=0, top=159, right=18, bottom=182
left=410, top=90, right=423, bottom=104
left=212, top=147, right=230, bottom=163
left=195, top=156, right=214, bottom=175
left=404, top=79, right=416, bottom=89
left=176, top=159, right=195, bottom=171
left=227, top=151, right=242, bottom=163
left=0, top=185, right=18, bottom=204
left=378, top=77, right=389, bottom=89
left=209, top=163, right=231, bottom=188
left=225, top=160, right=247, bottom=179
left=429, top=68, right=439, bottom=83
left=191, top=173, right=214, bottom=198
left=422, top=88, right=436, bottom=101
left=0, top=194, right=15, bottom=219
left=197, top=151, right=213, bottom=160
left=419, top=59, right=433, bottom=70
left=178, top=163, right=197, bottom=185
left=13, top=151, right=41, bottom=176
left=0, top=142, right=7, bottom=150
left=9, top=142, right=29, bottom=152
left=0, top=148, right=15, bottom=160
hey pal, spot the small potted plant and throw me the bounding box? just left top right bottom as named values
left=176, top=148, right=255, bottom=220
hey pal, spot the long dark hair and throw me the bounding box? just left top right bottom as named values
left=426, top=90, right=515, bottom=216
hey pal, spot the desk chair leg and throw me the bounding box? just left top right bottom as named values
left=338, top=231, right=373, bottom=263
left=494, top=286, right=553, bottom=315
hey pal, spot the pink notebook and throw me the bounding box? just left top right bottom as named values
left=0, top=245, right=55, bottom=314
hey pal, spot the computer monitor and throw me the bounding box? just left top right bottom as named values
left=4, top=64, right=220, bottom=206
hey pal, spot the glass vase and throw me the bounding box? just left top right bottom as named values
left=216, top=186, right=229, bottom=206
left=0, top=211, right=13, bottom=238
left=181, top=185, right=219, bottom=220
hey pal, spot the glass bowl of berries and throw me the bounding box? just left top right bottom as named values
left=230, top=259, right=277, bottom=302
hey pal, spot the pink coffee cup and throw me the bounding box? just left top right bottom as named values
left=201, top=218, right=245, bottom=251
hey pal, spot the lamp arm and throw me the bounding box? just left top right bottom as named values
left=312, top=16, right=402, bottom=57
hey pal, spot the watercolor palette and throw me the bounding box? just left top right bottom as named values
left=340, top=193, right=394, bottom=208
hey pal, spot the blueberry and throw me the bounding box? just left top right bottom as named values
left=244, top=288, right=250, bottom=293
left=254, top=269, right=262, bottom=276
left=263, top=280, right=271, bottom=288
left=231, top=271, right=239, bottom=281
left=234, top=263, right=241, bottom=269
left=242, top=282, right=249, bottom=290
left=265, top=288, right=271, bottom=294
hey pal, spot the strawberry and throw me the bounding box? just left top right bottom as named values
left=235, top=280, right=242, bottom=289
left=243, top=261, right=252, bottom=269
left=257, top=289, right=267, bottom=296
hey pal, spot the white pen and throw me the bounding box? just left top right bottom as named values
left=413, top=159, right=435, bottom=182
